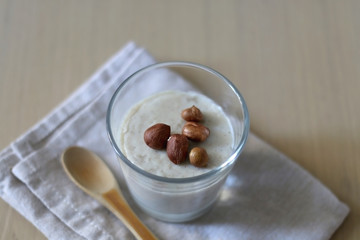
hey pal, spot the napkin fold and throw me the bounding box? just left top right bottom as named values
left=0, top=42, right=349, bottom=240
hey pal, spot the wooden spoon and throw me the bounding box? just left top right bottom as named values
left=61, top=146, right=157, bottom=240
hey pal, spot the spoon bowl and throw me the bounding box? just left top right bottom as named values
left=61, top=146, right=157, bottom=240
left=62, top=147, right=114, bottom=193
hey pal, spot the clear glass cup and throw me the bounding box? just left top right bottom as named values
left=106, top=62, right=249, bottom=222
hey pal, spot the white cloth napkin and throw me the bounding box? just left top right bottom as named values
left=0, top=42, right=349, bottom=240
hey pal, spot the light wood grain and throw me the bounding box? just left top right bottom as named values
left=0, top=0, right=359, bottom=239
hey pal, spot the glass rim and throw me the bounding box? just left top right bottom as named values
left=106, top=61, right=250, bottom=183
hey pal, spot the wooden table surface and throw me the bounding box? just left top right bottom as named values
left=0, top=1, right=359, bottom=239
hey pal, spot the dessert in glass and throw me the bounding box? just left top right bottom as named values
left=107, top=62, right=249, bottom=222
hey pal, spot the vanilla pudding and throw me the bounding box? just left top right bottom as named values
left=119, top=90, right=234, bottom=178
left=114, top=90, right=237, bottom=222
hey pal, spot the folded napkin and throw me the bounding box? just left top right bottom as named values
left=0, top=42, right=349, bottom=240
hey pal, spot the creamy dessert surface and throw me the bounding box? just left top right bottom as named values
left=119, top=90, right=234, bottom=178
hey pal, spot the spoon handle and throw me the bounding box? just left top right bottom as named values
left=102, top=188, right=158, bottom=240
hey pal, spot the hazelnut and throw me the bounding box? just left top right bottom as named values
left=166, top=134, right=189, bottom=164
left=181, top=105, right=203, bottom=122
left=144, top=123, right=171, bottom=150
left=189, top=147, right=208, bottom=167
left=182, top=122, right=210, bottom=142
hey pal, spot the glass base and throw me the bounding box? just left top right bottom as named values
left=134, top=196, right=217, bottom=223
